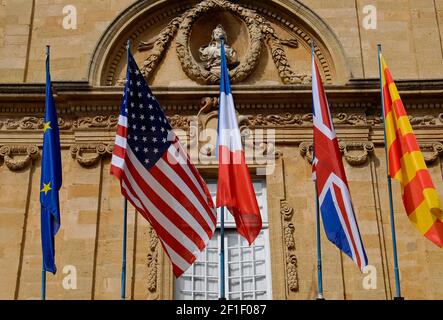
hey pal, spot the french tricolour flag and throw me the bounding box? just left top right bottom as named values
left=312, top=52, right=368, bottom=271
left=216, top=39, right=262, bottom=245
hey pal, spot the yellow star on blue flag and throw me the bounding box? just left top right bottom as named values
left=40, top=48, right=62, bottom=275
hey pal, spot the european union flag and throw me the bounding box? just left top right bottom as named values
left=40, top=47, right=62, bottom=274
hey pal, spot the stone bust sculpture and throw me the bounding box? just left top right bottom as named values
left=199, top=24, right=239, bottom=71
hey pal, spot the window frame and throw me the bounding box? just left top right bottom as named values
left=174, top=180, right=272, bottom=300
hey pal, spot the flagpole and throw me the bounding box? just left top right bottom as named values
left=121, top=198, right=128, bottom=300
left=220, top=206, right=226, bottom=300
left=41, top=44, right=51, bottom=302
left=120, top=39, right=131, bottom=301
left=314, top=184, right=324, bottom=300
left=41, top=263, right=46, bottom=300
left=377, top=44, right=403, bottom=300
left=311, top=40, right=324, bottom=300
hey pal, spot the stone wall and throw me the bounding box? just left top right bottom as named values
left=0, top=0, right=443, bottom=300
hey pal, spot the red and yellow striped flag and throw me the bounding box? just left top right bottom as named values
left=381, top=54, right=443, bottom=248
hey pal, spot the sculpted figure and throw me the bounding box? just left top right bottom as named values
left=199, top=24, right=239, bottom=71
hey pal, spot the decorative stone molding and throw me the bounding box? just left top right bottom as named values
left=70, top=144, right=113, bottom=168
left=167, top=115, right=193, bottom=131
left=0, top=145, right=39, bottom=171
left=147, top=226, right=159, bottom=299
left=280, top=200, right=299, bottom=292
left=339, top=141, right=375, bottom=166
left=300, top=141, right=374, bottom=166
left=420, top=142, right=443, bottom=164
left=244, top=112, right=367, bottom=127
left=409, top=115, right=437, bottom=126
left=137, top=0, right=311, bottom=85
left=370, top=114, right=443, bottom=127
left=299, top=141, right=314, bottom=164
left=74, top=116, right=118, bottom=129
left=0, top=117, right=72, bottom=131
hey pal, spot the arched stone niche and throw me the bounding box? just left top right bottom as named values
left=88, top=0, right=350, bottom=87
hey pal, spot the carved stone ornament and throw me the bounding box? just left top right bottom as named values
left=0, top=145, right=39, bottom=171
left=339, top=141, right=375, bottom=166
left=137, top=0, right=311, bottom=85
left=420, top=142, right=443, bottom=164
left=70, top=144, right=113, bottom=168
left=299, top=142, right=314, bottom=164
left=147, top=226, right=159, bottom=299
left=280, top=200, right=299, bottom=292
left=199, top=24, right=239, bottom=72
left=300, top=141, right=374, bottom=166
left=74, top=115, right=118, bottom=129
left=0, top=117, right=72, bottom=131
left=244, top=112, right=367, bottom=127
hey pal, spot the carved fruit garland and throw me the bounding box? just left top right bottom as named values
left=137, top=0, right=311, bottom=85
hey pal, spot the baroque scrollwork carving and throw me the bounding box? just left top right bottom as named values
left=147, top=226, right=159, bottom=298
left=137, top=0, right=311, bottom=85
left=246, top=113, right=312, bottom=127
left=370, top=114, right=442, bottom=127
left=70, top=144, right=113, bottom=168
left=167, top=115, right=192, bottom=131
left=300, top=141, right=374, bottom=166
left=339, top=141, right=375, bottom=166
left=244, top=112, right=367, bottom=127
left=281, top=200, right=299, bottom=292
left=299, top=141, right=314, bottom=164
left=335, top=113, right=366, bottom=126
left=0, top=145, right=39, bottom=171
left=0, top=117, right=72, bottom=130
left=420, top=142, right=443, bottom=164
left=74, top=115, right=118, bottom=129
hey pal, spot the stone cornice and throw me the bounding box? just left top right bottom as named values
left=0, top=80, right=442, bottom=114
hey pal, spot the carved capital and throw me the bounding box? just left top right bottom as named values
left=0, top=145, right=39, bottom=171
left=70, top=144, right=113, bottom=168
left=339, top=141, right=374, bottom=166
left=420, top=142, right=443, bottom=164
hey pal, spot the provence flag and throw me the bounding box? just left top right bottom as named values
left=40, top=48, right=62, bottom=274
left=381, top=54, right=443, bottom=247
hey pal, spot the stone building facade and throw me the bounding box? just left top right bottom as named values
left=0, top=0, right=442, bottom=300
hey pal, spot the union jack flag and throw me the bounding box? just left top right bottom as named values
left=312, top=56, right=368, bottom=271
left=111, top=46, right=217, bottom=277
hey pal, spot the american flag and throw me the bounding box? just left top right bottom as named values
left=111, top=47, right=217, bottom=277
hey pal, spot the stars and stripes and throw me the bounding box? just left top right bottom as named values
left=381, top=54, right=443, bottom=247
left=111, top=47, right=217, bottom=277
left=312, top=55, right=368, bottom=271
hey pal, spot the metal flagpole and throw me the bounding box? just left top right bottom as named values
left=220, top=207, right=226, bottom=300
left=218, top=36, right=227, bottom=301
left=41, top=44, right=51, bottom=302
left=41, top=263, right=46, bottom=301
left=312, top=40, right=324, bottom=300
left=315, top=185, right=324, bottom=300
left=120, top=39, right=131, bottom=301
left=121, top=198, right=128, bottom=300
left=377, top=44, right=403, bottom=300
